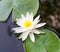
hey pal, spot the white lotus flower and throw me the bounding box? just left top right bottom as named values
left=12, top=12, right=46, bottom=42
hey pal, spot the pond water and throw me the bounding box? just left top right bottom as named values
left=0, top=12, right=25, bottom=52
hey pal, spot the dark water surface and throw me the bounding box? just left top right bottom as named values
left=0, top=12, right=25, bottom=52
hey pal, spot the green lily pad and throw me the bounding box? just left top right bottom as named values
left=13, top=0, right=39, bottom=21
left=58, top=41, right=60, bottom=52
left=0, top=0, right=39, bottom=21
left=0, top=0, right=13, bottom=21
left=24, top=28, right=60, bottom=52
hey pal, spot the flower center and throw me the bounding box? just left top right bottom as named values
left=24, top=20, right=33, bottom=28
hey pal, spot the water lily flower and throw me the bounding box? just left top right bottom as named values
left=12, top=12, right=46, bottom=42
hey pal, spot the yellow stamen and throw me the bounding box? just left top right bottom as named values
left=24, top=20, right=33, bottom=28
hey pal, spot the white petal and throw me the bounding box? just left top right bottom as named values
left=22, top=31, right=29, bottom=41
left=35, top=23, right=46, bottom=28
left=26, top=12, right=30, bottom=18
left=33, top=15, right=40, bottom=24
left=16, top=18, right=25, bottom=27
left=26, top=12, right=33, bottom=21
left=33, top=29, right=45, bottom=34
left=16, top=18, right=23, bottom=23
left=30, top=13, right=33, bottom=21
left=16, top=21, right=23, bottom=27
left=29, top=33, right=35, bottom=42
left=12, top=27, right=27, bottom=33
left=33, top=29, right=40, bottom=34
left=21, top=14, right=25, bottom=19
left=18, top=34, right=22, bottom=39
left=36, top=20, right=40, bottom=24
left=16, top=18, right=19, bottom=21
left=39, top=31, right=45, bottom=34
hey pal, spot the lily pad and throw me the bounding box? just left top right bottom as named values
left=24, top=28, right=60, bottom=52
left=13, top=0, right=39, bottom=21
left=0, top=0, right=39, bottom=21
left=0, top=0, right=13, bottom=21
